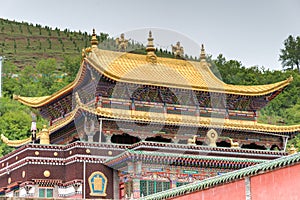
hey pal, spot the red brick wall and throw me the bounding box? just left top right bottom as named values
left=171, top=164, right=300, bottom=200
left=251, top=164, right=300, bottom=200
left=172, top=180, right=245, bottom=200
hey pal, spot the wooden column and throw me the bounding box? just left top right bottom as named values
left=98, top=118, right=103, bottom=143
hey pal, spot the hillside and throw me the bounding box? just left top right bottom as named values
left=0, top=18, right=97, bottom=67
left=0, top=18, right=190, bottom=68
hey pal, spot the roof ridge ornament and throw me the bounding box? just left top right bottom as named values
left=91, top=29, right=99, bottom=48
left=200, top=44, right=206, bottom=61
left=116, top=33, right=128, bottom=52
left=146, top=31, right=157, bottom=64
left=172, top=41, right=184, bottom=58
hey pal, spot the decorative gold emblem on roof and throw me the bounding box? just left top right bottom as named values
left=288, top=144, right=298, bottom=154
left=82, top=47, right=92, bottom=59
left=172, top=41, right=184, bottom=58
left=115, top=33, right=128, bottom=52
left=187, top=135, right=197, bottom=145
left=229, top=138, right=240, bottom=148
left=146, top=31, right=157, bottom=64
left=206, top=129, right=218, bottom=147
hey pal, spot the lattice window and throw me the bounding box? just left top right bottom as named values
left=38, top=188, right=53, bottom=198
left=163, top=182, right=170, bottom=190
left=140, top=180, right=170, bottom=197
left=148, top=181, right=155, bottom=195
left=156, top=182, right=162, bottom=193
left=140, top=180, right=147, bottom=197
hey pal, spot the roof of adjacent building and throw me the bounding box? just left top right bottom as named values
left=140, top=152, right=300, bottom=200
left=104, top=149, right=266, bottom=170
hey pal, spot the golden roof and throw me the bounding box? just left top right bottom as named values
left=15, top=38, right=292, bottom=108
left=87, top=48, right=292, bottom=96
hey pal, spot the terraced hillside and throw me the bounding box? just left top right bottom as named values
left=0, top=18, right=185, bottom=68
left=0, top=18, right=105, bottom=67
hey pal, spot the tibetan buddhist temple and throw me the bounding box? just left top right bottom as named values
left=0, top=30, right=299, bottom=199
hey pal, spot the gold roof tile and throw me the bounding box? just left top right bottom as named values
left=87, top=49, right=292, bottom=96
left=15, top=48, right=292, bottom=108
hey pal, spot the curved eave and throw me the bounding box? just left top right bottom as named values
left=86, top=49, right=293, bottom=96
left=0, top=134, right=32, bottom=147
left=13, top=59, right=87, bottom=108
left=104, top=150, right=264, bottom=168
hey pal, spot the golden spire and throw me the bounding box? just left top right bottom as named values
left=146, top=31, right=155, bottom=53
left=146, top=31, right=157, bottom=64
left=200, top=44, right=206, bottom=61
left=91, top=29, right=98, bottom=48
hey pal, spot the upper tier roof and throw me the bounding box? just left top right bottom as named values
left=15, top=47, right=292, bottom=108
left=87, top=48, right=292, bottom=95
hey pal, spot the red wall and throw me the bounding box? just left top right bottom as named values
left=172, top=164, right=300, bottom=200
left=172, top=180, right=245, bottom=200
left=251, top=164, right=300, bottom=200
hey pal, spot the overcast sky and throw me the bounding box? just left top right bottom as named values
left=1, top=0, right=300, bottom=70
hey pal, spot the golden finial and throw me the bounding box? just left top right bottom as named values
left=146, top=31, right=155, bottom=53
left=146, top=31, right=157, bottom=64
left=91, top=29, right=98, bottom=48
left=200, top=44, right=206, bottom=61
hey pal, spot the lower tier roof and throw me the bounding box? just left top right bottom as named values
left=2, top=99, right=300, bottom=148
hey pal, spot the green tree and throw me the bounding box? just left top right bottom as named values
left=99, top=32, right=109, bottom=43
left=279, top=35, right=300, bottom=72
left=0, top=97, right=47, bottom=156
